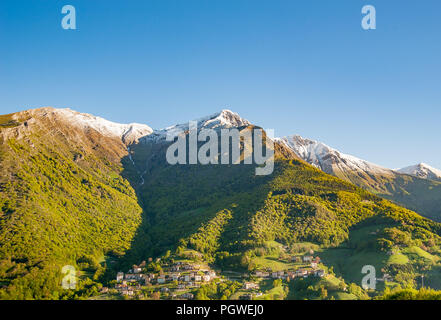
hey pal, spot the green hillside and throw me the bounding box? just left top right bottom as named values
left=0, top=112, right=144, bottom=299
left=2, top=108, right=441, bottom=300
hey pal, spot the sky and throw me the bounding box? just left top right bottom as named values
left=0, top=0, right=440, bottom=169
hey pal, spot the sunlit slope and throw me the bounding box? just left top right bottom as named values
left=0, top=108, right=144, bottom=299
left=130, top=151, right=441, bottom=284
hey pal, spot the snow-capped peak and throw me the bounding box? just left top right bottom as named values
left=36, top=107, right=153, bottom=144
left=143, top=109, right=251, bottom=142
left=397, top=163, right=441, bottom=181
left=276, top=135, right=390, bottom=175
left=200, top=109, right=251, bottom=129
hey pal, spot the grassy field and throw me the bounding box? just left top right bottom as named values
left=254, top=283, right=286, bottom=300
left=387, top=252, right=409, bottom=265
left=252, top=257, right=296, bottom=272
left=402, top=246, right=439, bottom=263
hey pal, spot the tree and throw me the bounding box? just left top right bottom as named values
left=151, top=292, right=160, bottom=300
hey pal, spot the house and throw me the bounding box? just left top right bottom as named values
left=303, top=255, right=313, bottom=262
left=296, top=269, right=308, bottom=277
left=194, top=275, right=202, bottom=282
left=157, top=276, right=166, bottom=284
left=125, top=273, right=138, bottom=280
left=160, top=287, right=170, bottom=293
left=116, top=272, right=124, bottom=282
left=311, top=262, right=318, bottom=269
left=315, top=269, right=325, bottom=277
left=172, top=273, right=181, bottom=281
left=181, top=293, right=194, bottom=300
left=133, top=267, right=142, bottom=274
left=271, top=272, right=279, bottom=279
left=256, top=271, right=270, bottom=278
left=291, top=256, right=301, bottom=263
left=184, top=275, right=191, bottom=282
left=208, top=271, right=216, bottom=278
left=243, top=282, right=259, bottom=290
left=254, top=271, right=264, bottom=277
left=121, top=289, right=134, bottom=296
left=177, top=284, right=186, bottom=290
left=277, top=271, right=285, bottom=277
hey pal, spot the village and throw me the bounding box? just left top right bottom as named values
left=112, top=259, right=218, bottom=300
left=109, top=250, right=327, bottom=300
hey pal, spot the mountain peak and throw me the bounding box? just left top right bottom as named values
left=198, top=109, right=251, bottom=129
left=397, top=163, right=441, bottom=181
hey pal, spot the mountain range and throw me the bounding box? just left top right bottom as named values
left=276, top=135, right=441, bottom=222
left=1, top=107, right=441, bottom=300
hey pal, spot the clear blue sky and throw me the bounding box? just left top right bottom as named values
left=1, top=0, right=440, bottom=169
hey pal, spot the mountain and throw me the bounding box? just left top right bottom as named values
left=2, top=107, right=441, bottom=300
left=397, top=163, right=441, bottom=182
left=0, top=107, right=147, bottom=299
left=278, top=135, right=441, bottom=221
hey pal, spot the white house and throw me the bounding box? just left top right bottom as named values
left=243, top=282, right=259, bottom=290
left=116, top=272, right=124, bottom=282
left=133, top=267, right=142, bottom=274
